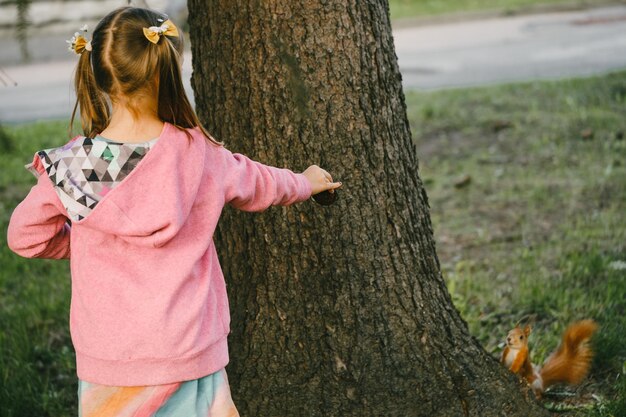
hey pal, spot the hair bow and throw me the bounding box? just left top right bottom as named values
left=67, top=25, right=92, bottom=55
left=143, top=20, right=179, bottom=44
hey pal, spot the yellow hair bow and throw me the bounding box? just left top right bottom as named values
left=67, top=25, right=92, bottom=55
left=143, top=20, right=179, bottom=44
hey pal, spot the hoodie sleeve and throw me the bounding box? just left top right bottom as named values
left=220, top=147, right=312, bottom=212
left=7, top=162, right=71, bottom=260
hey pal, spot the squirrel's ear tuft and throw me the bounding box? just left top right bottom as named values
left=523, top=325, right=532, bottom=336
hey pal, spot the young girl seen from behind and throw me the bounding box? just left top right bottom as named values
left=7, top=7, right=340, bottom=416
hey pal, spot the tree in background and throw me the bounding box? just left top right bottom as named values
left=188, top=1, right=547, bottom=415
left=15, top=0, right=31, bottom=62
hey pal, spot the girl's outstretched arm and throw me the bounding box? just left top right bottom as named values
left=7, top=174, right=71, bottom=259
left=220, top=147, right=314, bottom=212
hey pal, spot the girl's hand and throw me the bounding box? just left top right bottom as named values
left=302, top=165, right=342, bottom=195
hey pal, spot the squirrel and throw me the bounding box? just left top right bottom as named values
left=500, top=319, right=598, bottom=397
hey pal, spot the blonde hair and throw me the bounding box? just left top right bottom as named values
left=70, top=7, right=220, bottom=145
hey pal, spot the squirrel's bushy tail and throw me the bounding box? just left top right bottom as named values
left=533, top=319, right=598, bottom=394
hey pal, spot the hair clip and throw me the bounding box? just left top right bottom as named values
left=143, top=19, right=179, bottom=44
left=67, top=24, right=92, bottom=55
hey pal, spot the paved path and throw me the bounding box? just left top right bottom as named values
left=394, top=5, right=626, bottom=89
left=1, top=5, right=625, bottom=123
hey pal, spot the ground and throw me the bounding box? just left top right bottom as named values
left=408, top=71, right=626, bottom=416
left=388, top=0, right=616, bottom=20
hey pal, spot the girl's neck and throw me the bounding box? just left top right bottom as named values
left=99, top=99, right=164, bottom=143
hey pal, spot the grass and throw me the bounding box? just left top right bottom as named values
left=407, top=70, right=626, bottom=415
left=388, top=0, right=610, bottom=20
left=0, top=121, right=76, bottom=417
left=1, top=72, right=625, bottom=415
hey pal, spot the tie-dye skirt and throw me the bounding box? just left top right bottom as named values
left=78, top=368, right=239, bottom=417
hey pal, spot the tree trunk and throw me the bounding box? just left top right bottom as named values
left=188, top=1, right=547, bottom=416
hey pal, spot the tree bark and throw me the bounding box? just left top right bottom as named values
left=188, top=1, right=547, bottom=416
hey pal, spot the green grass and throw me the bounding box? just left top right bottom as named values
left=1, top=72, right=625, bottom=415
left=389, top=0, right=608, bottom=20
left=407, top=71, right=626, bottom=415
left=0, top=121, right=76, bottom=417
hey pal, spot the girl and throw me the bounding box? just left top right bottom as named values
left=7, top=7, right=341, bottom=417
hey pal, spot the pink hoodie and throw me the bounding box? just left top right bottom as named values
left=7, top=123, right=312, bottom=386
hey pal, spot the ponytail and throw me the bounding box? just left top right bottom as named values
left=157, top=36, right=221, bottom=145
left=69, top=7, right=220, bottom=145
left=70, top=49, right=110, bottom=138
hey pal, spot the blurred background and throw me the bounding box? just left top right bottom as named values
left=0, top=1, right=625, bottom=416
left=1, top=0, right=625, bottom=120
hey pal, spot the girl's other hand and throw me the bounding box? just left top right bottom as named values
left=302, top=165, right=342, bottom=195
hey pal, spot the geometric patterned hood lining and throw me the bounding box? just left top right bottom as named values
left=27, top=136, right=158, bottom=221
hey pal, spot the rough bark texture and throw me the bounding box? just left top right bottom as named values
left=188, top=1, right=548, bottom=416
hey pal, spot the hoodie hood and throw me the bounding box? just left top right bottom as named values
left=29, top=123, right=206, bottom=248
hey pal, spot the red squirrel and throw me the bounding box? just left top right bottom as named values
left=501, top=320, right=598, bottom=397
